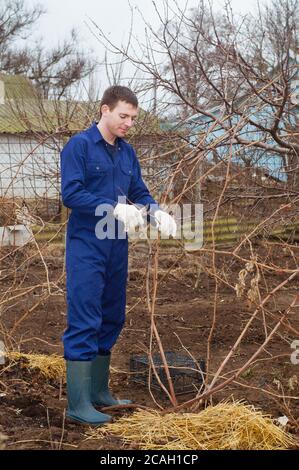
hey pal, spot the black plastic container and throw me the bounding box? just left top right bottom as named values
left=130, top=352, right=206, bottom=395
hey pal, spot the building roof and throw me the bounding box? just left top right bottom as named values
left=0, top=74, right=167, bottom=137
left=0, top=73, right=36, bottom=101
left=0, top=98, right=96, bottom=134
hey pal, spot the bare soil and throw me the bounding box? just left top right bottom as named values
left=0, top=243, right=299, bottom=449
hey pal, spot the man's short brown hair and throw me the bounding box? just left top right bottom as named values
left=100, top=86, right=138, bottom=115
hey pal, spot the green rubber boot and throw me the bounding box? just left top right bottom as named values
left=91, top=354, right=132, bottom=407
left=66, top=361, right=112, bottom=425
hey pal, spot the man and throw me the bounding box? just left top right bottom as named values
left=61, top=86, right=176, bottom=425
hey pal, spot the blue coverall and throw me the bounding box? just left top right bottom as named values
left=60, top=123, right=157, bottom=361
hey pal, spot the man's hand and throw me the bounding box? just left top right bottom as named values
left=155, top=210, right=177, bottom=238
left=113, top=203, right=144, bottom=232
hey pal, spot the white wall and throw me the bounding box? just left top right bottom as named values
left=0, top=133, right=61, bottom=199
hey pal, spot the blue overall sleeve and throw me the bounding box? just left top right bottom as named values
left=61, top=136, right=117, bottom=215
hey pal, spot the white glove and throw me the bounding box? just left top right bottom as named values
left=113, top=203, right=144, bottom=232
left=155, top=210, right=177, bottom=238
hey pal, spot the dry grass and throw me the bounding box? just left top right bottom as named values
left=7, top=352, right=65, bottom=380
left=5, top=352, right=121, bottom=380
left=0, top=431, right=7, bottom=450
left=0, top=197, right=16, bottom=225
left=87, top=401, right=297, bottom=450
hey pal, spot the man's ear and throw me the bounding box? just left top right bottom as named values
left=101, top=104, right=110, bottom=116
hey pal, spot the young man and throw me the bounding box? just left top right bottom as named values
left=61, top=86, right=176, bottom=425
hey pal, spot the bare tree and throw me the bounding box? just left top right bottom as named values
left=87, top=0, right=299, bottom=411
left=0, top=0, right=44, bottom=46
left=0, top=0, right=95, bottom=99
left=91, top=0, right=298, bottom=187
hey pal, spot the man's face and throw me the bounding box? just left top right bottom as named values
left=102, top=100, right=138, bottom=138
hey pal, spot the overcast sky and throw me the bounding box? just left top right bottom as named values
left=24, top=0, right=267, bottom=100
left=27, top=0, right=264, bottom=47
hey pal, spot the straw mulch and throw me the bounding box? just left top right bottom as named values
left=5, top=352, right=119, bottom=380
left=7, top=352, right=65, bottom=380
left=87, top=402, right=297, bottom=450
left=0, top=432, right=7, bottom=450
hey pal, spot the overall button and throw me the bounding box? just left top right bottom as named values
left=86, top=162, right=109, bottom=176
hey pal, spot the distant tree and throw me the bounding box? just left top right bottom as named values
left=92, top=0, right=299, bottom=188
left=0, top=0, right=95, bottom=99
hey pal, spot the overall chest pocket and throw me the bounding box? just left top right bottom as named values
left=86, top=162, right=109, bottom=180
left=118, top=162, right=133, bottom=194
left=85, top=162, right=111, bottom=196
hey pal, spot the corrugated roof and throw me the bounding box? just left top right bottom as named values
left=0, top=74, right=36, bottom=101
left=0, top=98, right=97, bottom=134
left=0, top=99, right=165, bottom=136
left=0, top=75, right=166, bottom=136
